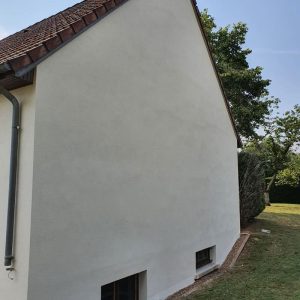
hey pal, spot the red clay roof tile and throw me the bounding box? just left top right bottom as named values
left=0, top=0, right=125, bottom=69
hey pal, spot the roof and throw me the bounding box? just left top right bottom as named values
left=0, top=0, right=242, bottom=147
left=0, top=0, right=125, bottom=75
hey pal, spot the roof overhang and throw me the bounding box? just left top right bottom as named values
left=0, top=0, right=129, bottom=91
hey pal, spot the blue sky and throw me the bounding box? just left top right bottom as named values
left=0, top=0, right=299, bottom=113
left=199, top=0, right=300, bottom=113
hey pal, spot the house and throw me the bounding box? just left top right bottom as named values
left=0, top=0, right=241, bottom=299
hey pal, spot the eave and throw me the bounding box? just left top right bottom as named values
left=0, top=0, right=128, bottom=91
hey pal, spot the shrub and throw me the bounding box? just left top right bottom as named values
left=270, top=184, right=300, bottom=204
left=238, top=152, right=265, bottom=227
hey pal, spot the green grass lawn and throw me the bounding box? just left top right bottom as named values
left=186, top=204, right=300, bottom=300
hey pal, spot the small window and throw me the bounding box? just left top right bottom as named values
left=196, top=247, right=212, bottom=269
left=101, top=274, right=139, bottom=300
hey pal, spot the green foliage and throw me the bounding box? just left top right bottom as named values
left=245, top=105, right=300, bottom=189
left=238, top=152, right=265, bottom=226
left=276, top=154, right=300, bottom=187
left=273, top=105, right=300, bottom=147
left=201, top=9, right=277, bottom=139
left=245, top=138, right=280, bottom=177
left=200, top=9, right=300, bottom=202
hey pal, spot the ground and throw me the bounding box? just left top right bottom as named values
left=185, top=203, right=300, bottom=300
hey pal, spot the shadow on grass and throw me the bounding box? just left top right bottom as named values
left=186, top=205, right=300, bottom=300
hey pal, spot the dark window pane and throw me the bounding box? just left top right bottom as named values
left=101, top=274, right=139, bottom=300
left=196, top=248, right=212, bottom=269
left=118, top=276, right=133, bottom=300
left=101, top=282, right=114, bottom=300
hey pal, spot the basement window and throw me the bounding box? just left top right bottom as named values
left=101, top=274, right=139, bottom=300
left=196, top=247, right=213, bottom=269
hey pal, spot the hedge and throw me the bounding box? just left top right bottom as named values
left=270, top=184, right=300, bottom=204
left=238, top=152, right=265, bottom=227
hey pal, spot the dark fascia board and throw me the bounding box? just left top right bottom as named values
left=0, top=63, right=12, bottom=76
left=190, top=0, right=242, bottom=148
left=0, top=71, right=34, bottom=91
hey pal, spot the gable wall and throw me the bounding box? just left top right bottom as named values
left=0, top=84, right=36, bottom=300
left=28, top=0, right=240, bottom=299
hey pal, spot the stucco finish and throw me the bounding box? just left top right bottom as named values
left=1, top=0, right=240, bottom=299
left=0, top=84, right=36, bottom=300
left=27, top=0, right=240, bottom=299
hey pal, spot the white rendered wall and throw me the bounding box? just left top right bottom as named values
left=0, top=85, right=36, bottom=300
left=28, top=0, right=240, bottom=299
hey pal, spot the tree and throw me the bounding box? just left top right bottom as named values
left=276, top=154, right=300, bottom=187
left=200, top=9, right=300, bottom=206
left=201, top=10, right=278, bottom=139
left=245, top=105, right=300, bottom=204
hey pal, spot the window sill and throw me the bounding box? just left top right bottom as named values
left=195, top=263, right=220, bottom=281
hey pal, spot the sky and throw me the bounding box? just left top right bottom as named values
left=198, top=0, right=300, bottom=113
left=0, top=0, right=299, bottom=113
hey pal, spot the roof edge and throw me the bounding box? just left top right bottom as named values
left=0, top=0, right=129, bottom=77
left=190, top=0, right=242, bottom=148
left=0, top=63, right=12, bottom=75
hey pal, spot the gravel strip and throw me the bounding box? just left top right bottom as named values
left=167, top=233, right=250, bottom=299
